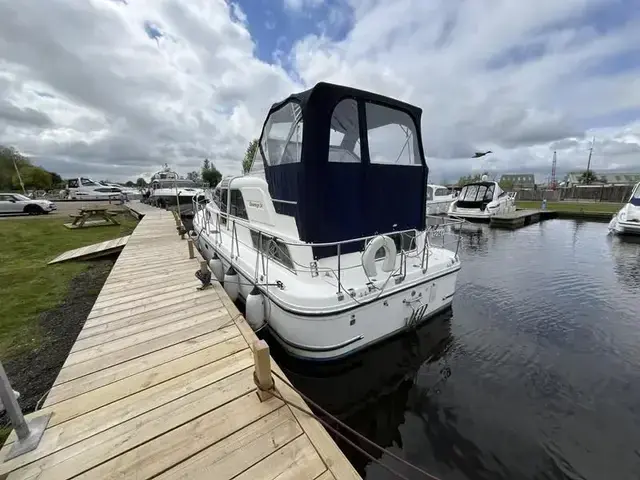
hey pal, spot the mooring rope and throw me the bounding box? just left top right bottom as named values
left=269, top=370, right=445, bottom=480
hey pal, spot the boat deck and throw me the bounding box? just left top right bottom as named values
left=0, top=205, right=359, bottom=480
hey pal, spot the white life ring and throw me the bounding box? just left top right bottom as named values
left=362, top=235, right=397, bottom=278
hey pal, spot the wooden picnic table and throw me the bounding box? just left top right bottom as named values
left=68, top=206, right=120, bottom=228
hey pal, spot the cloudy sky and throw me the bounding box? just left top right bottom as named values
left=0, top=0, right=639, bottom=183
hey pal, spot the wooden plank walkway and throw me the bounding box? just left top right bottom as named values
left=0, top=208, right=360, bottom=480
left=48, top=236, right=130, bottom=264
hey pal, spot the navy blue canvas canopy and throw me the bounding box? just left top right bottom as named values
left=256, top=82, right=429, bottom=258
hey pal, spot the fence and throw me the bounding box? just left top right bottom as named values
left=515, top=185, right=633, bottom=203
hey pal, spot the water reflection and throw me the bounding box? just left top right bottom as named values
left=268, top=220, right=640, bottom=480
left=271, top=311, right=454, bottom=477
left=608, top=234, right=640, bottom=290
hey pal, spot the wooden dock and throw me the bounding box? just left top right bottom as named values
left=48, top=236, right=130, bottom=264
left=490, top=209, right=557, bottom=229
left=0, top=204, right=360, bottom=480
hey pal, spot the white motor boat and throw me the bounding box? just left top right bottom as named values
left=426, top=184, right=456, bottom=215
left=192, top=82, right=462, bottom=361
left=448, top=177, right=516, bottom=221
left=146, top=165, right=204, bottom=210
left=100, top=181, right=142, bottom=200
left=608, top=182, right=640, bottom=235
left=65, top=177, right=123, bottom=201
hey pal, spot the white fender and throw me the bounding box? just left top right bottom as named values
left=223, top=266, right=239, bottom=301
left=245, top=287, right=266, bottom=331
left=362, top=235, right=397, bottom=278
left=209, top=254, right=224, bottom=282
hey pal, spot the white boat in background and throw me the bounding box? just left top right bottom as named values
left=426, top=184, right=456, bottom=215
left=609, top=182, right=640, bottom=235
left=65, top=177, right=123, bottom=201
left=192, top=81, right=463, bottom=361
left=448, top=176, right=516, bottom=221
left=100, top=181, right=142, bottom=200
left=147, top=165, right=204, bottom=209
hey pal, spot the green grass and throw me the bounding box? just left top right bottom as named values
left=516, top=201, right=623, bottom=214
left=0, top=213, right=138, bottom=360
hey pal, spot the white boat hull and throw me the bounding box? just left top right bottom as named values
left=426, top=200, right=454, bottom=215
left=194, top=223, right=460, bottom=361
left=609, top=209, right=640, bottom=235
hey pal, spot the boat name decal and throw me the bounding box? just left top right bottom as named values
left=248, top=201, right=263, bottom=209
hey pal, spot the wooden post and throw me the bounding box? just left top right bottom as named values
left=253, top=340, right=274, bottom=401
left=187, top=239, right=195, bottom=259
left=200, top=260, right=208, bottom=276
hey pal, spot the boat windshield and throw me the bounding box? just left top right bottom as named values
left=156, top=180, right=199, bottom=188
left=631, top=183, right=640, bottom=206
left=459, top=184, right=494, bottom=202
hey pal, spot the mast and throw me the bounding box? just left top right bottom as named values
left=586, top=137, right=595, bottom=177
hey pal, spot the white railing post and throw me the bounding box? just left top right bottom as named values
left=0, top=361, right=51, bottom=460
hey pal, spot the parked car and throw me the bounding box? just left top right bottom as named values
left=0, top=193, right=57, bottom=215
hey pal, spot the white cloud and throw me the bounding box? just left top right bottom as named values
left=291, top=0, right=640, bottom=181
left=283, top=0, right=324, bottom=12
left=0, top=0, right=638, bottom=183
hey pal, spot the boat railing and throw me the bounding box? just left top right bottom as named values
left=192, top=199, right=462, bottom=298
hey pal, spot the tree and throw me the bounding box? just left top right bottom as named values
left=579, top=170, right=598, bottom=184
left=136, top=177, right=147, bottom=187
left=243, top=139, right=258, bottom=174
left=186, top=171, right=201, bottom=182
left=499, top=178, right=514, bottom=191
left=456, top=172, right=488, bottom=186
left=125, top=180, right=135, bottom=187
left=0, top=145, right=60, bottom=191
left=201, top=158, right=222, bottom=187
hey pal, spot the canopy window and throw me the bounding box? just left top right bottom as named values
left=260, top=101, right=303, bottom=167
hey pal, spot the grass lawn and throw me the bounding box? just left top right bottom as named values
left=516, top=201, right=623, bottom=214
left=0, top=213, right=138, bottom=360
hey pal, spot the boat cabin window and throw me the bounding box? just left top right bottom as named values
left=80, top=178, right=98, bottom=187
left=250, top=230, right=294, bottom=270
left=329, top=99, right=361, bottom=163
left=365, top=103, right=420, bottom=166
left=261, top=101, right=303, bottom=166
left=68, top=179, right=79, bottom=188
left=212, top=187, right=228, bottom=226
left=426, top=186, right=433, bottom=201
left=229, top=189, right=248, bottom=220
left=459, top=184, right=494, bottom=202
left=631, top=184, right=640, bottom=206
left=435, top=188, right=450, bottom=197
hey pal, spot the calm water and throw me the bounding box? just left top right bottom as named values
left=270, top=219, right=640, bottom=480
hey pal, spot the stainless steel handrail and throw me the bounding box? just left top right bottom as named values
left=193, top=203, right=463, bottom=299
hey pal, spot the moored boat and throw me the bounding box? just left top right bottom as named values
left=448, top=177, right=516, bottom=221
left=192, top=82, right=463, bottom=361
left=426, top=184, right=456, bottom=215
left=609, top=181, right=640, bottom=235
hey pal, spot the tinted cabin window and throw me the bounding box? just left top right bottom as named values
left=329, top=99, right=361, bottom=163
left=366, top=103, right=420, bottom=166
left=229, top=189, right=248, bottom=220
left=250, top=230, right=294, bottom=269
left=68, top=179, right=79, bottom=188
left=435, top=188, right=450, bottom=197
left=261, top=102, right=303, bottom=166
